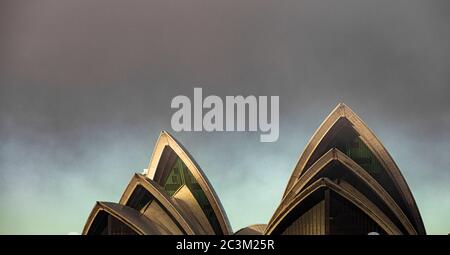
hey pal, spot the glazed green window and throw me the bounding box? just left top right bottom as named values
left=329, top=127, right=408, bottom=215
left=163, top=157, right=223, bottom=234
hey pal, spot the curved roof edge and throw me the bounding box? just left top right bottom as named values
left=172, top=185, right=216, bottom=235
left=266, top=178, right=402, bottom=235
left=82, top=202, right=172, bottom=235
left=234, top=224, right=267, bottom=235
left=281, top=103, right=425, bottom=234
left=145, top=130, right=232, bottom=234
left=118, top=173, right=197, bottom=234
left=270, top=148, right=416, bottom=234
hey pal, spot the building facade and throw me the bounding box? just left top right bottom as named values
left=83, top=103, right=426, bottom=235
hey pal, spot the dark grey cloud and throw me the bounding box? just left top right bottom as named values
left=0, top=0, right=449, bottom=233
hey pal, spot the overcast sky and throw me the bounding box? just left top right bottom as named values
left=0, top=0, right=449, bottom=234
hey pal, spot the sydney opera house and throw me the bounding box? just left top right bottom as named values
left=83, top=103, right=426, bottom=235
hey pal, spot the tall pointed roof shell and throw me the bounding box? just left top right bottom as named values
left=145, top=131, right=232, bottom=235
left=281, top=103, right=425, bottom=234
